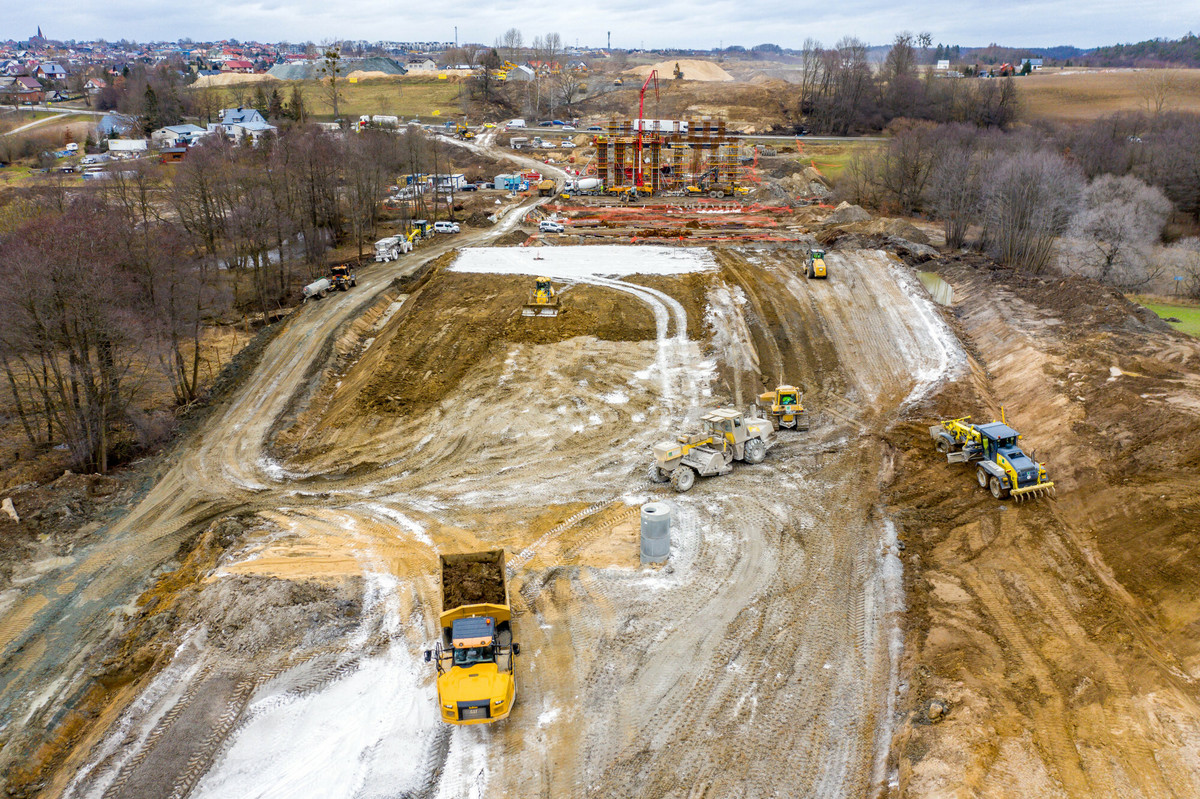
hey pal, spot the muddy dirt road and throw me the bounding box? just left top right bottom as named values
left=0, top=192, right=551, bottom=795
left=29, top=244, right=961, bottom=799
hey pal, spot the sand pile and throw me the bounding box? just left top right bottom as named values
left=347, top=70, right=392, bottom=81
left=193, top=73, right=279, bottom=88
left=627, top=59, right=734, bottom=82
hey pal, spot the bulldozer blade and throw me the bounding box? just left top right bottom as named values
left=537, top=308, right=559, bottom=317
left=521, top=308, right=536, bottom=317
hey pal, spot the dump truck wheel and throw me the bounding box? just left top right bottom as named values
left=936, top=437, right=952, bottom=454
left=976, top=467, right=989, bottom=489
left=670, top=466, right=696, bottom=492
left=351, top=279, right=357, bottom=287
left=989, top=476, right=1009, bottom=500
left=647, top=463, right=669, bottom=483
left=744, top=438, right=767, bottom=464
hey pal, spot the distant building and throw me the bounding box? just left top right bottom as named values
left=1020, top=58, right=1044, bottom=70
left=209, top=107, right=277, bottom=142
left=151, top=123, right=208, bottom=147
left=106, top=138, right=149, bottom=157
left=405, top=57, right=436, bottom=71
left=84, top=78, right=107, bottom=93
left=221, top=59, right=254, bottom=73
left=936, top=59, right=950, bottom=70
left=33, top=62, right=67, bottom=81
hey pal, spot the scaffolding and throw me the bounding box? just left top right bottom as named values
left=594, top=117, right=745, bottom=196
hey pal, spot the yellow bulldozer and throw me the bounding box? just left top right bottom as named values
left=806, top=248, right=827, bottom=279
left=930, top=412, right=1055, bottom=501
left=757, top=385, right=810, bottom=430
left=522, top=276, right=560, bottom=317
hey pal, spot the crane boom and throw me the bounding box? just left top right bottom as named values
left=634, top=69, right=659, bottom=189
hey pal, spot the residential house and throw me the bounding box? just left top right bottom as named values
left=151, top=123, right=207, bottom=147
left=405, top=57, right=436, bottom=72
left=5, top=76, right=45, bottom=103
left=221, top=59, right=254, bottom=73
left=34, top=62, right=67, bottom=81
left=209, top=107, right=277, bottom=142
left=84, top=77, right=107, bottom=93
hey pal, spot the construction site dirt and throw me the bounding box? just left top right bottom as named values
left=2, top=152, right=1200, bottom=798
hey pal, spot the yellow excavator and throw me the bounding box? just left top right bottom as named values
left=523, top=276, right=560, bottom=317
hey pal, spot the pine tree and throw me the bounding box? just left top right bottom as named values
left=252, top=84, right=269, bottom=115
left=288, top=85, right=307, bottom=122
left=142, top=84, right=159, bottom=135
left=268, top=87, right=284, bottom=121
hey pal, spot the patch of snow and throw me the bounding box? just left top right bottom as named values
left=451, top=246, right=717, bottom=278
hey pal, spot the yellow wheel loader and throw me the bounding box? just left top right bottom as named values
left=649, top=408, right=773, bottom=492
left=930, top=414, right=1055, bottom=501
left=522, top=276, right=560, bottom=317
left=806, top=248, right=827, bottom=279
left=757, top=385, right=810, bottom=431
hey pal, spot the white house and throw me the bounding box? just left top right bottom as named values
left=208, top=107, right=277, bottom=142
left=405, top=57, right=436, bottom=72
left=151, top=123, right=208, bottom=147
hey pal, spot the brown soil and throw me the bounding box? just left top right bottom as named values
left=885, top=253, right=1200, bottom=798
left=356, top=270, right=657, bottom=416
left=442, top=558, right=506, bottom=609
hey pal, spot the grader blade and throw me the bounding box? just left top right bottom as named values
left=1011, top=482, right=1055, bottom=501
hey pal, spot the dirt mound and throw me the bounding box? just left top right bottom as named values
left=347, top=70, right=391, bottom=81
left=627, top=59, right=734, bottom=83
left=192, top=73, right=279, bottom=88
left=443, top=559, right=506, bottom=609
left=358, top=271, right=657, bottom=415
left=822, top=201, right=872, bottom=225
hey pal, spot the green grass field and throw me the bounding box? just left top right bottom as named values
left=204, top=77, right=465, bottom=122
left=1131, top=297, right=1200, bottom=337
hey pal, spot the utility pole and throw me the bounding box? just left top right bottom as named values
left=454, top=26, right=458, bottom=48
left=607, top=32, right=611, bottom=51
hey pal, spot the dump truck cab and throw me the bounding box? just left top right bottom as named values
left=930, top=416, right=1054, bottom=501
left=807, top=249, right=827, bottom=279
left=650, top=408, right=773, bottom=492
left=757, top=385, right=810, bottom=430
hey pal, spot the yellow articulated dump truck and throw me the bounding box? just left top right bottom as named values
left=424, top=550, right=520, bottom=724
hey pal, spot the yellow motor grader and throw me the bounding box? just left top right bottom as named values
left=929, top=413, right=1055, bottom=501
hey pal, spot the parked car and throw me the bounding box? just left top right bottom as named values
left=460, top=183, right=478, bottom=191
left=551, top=120, right=565, bottom=126
left=539, top=220, right=565, bottom=233
left=586, top=125, right=603, bottom=131
left=561, top=125, right=576, bottom=131
left=433, top=221, right=461, bottom=234
left=538, top=121, right=555, bottom=127
left=560, top=141, right=575, bottom=148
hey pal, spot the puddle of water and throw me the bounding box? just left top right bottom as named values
left=918, top=272, right=954, bottom=306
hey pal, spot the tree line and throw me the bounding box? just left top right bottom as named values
left=0, top=123, right=453, bottom=474
left=839, top=111, right=1200, bottom=289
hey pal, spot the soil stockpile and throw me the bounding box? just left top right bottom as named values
left=627, top=59, right=734, bottom=82
left=442, top=558, right=505, bottom=608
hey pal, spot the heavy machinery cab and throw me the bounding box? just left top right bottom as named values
left=778, top=390, right=797, bottom=406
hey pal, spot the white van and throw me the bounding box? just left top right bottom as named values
left=539, top=220, right=565, bottom=233
left=506, top=118, right=526, bottom=129
left=433, top=221, right=461, bottom=234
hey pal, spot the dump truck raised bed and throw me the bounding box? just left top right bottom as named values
left=424, top=550, right=520, bottom=724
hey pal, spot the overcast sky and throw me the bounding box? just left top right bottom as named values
left=8, top=0, right=1198, bottom=50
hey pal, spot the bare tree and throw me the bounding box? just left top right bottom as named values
left=319, top=42, right=345, bottom=122
left=1139, top=70, right=1180, bottom=116
left=1065, top=174, right=1171, bottom=288
left=984, top=151, right=1083, bottom=273
left=927, top=140, right=984, bottom=248
left=501, top=28, right=523, bottom=64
